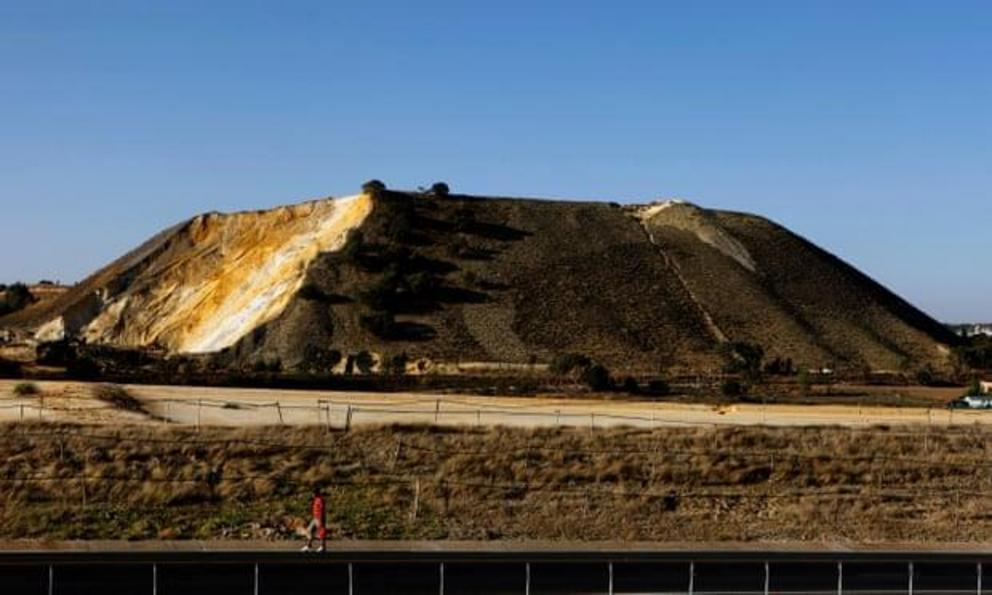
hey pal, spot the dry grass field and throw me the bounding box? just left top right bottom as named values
left=0, top=421, right=990, bottom=543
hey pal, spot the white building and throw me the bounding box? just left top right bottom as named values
left=982, top=381, right=992, bottom=395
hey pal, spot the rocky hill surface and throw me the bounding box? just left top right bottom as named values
left=1, top=186, right=957, bottom=375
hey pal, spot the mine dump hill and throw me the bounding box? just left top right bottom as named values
left=1, top=188, right=957, bottom=375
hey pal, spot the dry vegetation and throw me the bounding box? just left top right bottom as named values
left=1, top=422, right=990, bottom=542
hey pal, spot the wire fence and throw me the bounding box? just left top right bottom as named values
left=3, top=392, right=990, bottom=433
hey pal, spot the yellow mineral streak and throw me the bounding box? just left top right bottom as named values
left=81, top=194, right=372, bottom=353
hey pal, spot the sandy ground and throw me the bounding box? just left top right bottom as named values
left=0, top=379, right=985, bottom=429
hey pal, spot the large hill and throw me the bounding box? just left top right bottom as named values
left=1, top=186, right=956, bottom=375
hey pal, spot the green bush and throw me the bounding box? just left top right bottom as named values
left=915, top=365, right=935, bottom=386
left=722, top=342, right=765, bottom=382
left=301, top=346, right=342, bottom=374
left=430, top=182, right=450, bottom=197
left=355, top=351, right=375, bottom=374
left=12, top=382, right=39, bottom=396
left=721, top=379, right=744, bottom=397
left=550, top=353, right=592, bottom=376
left=386, top=352, right=409, bottom=375
left=581, top=364, right=613, bottom=391
left=0, top=283, right=36, bottom=316
left=647, top=379, right=670, bottom=396
left=361, top=179, right=386, bottom=196
left=621, top=377, right=640, bottom=394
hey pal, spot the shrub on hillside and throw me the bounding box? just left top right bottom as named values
left=621, top=377, right=640, bottom=394
left=550, top=353, right=592, bottom=376
left=581, top=364, right=613, bottom=391
left=763, top=356, right=795, bottom=376
left=355, top=351, right=375, bottom=375
left=0, top=283, right=36, bottom=316
left=722, top=342, right=765, bottom=382
left=385, top=352, right=409, bottom=375
left=361, top=179, right=386, bottom=196
left=300, top=345, right=342, bottom=374
left=721, top=379, right=744, bottom=397
left=646, top=379, right=670, bottom=396
left=12, top=382, right=39, bottom=396
left=430, top=182, right=450, bottom=197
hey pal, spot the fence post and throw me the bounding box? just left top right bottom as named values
left=434, top=399, right=441, bottom=423
left=325, top=403, right=332, bottom=433
left=590, top=413, right=595, bottom=430
left=476, top=409, right=481, bottom=426
left=556, top=410, right=561, bottom=426
left=411, top=478, right=421, bottom=520
left=275, top=402, right=284, bottom=425
left=345, top=405, right=353, bottom=432
left=391, top=439, right=402, bottom=470
left=19, top=404, right=24, bottom=421
left=197, top=399, right=202, bottom=431
left=39, top=395, right=44, bottom=420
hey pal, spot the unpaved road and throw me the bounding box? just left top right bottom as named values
left=0, top=379, right=983, bottom=429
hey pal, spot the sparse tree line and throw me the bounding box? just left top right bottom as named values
left=548, top=352, right=670, bottom=396
left=0, top=283, right=36, bottom=317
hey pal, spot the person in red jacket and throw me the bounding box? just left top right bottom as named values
left=301, top=486, right=327, bottom=552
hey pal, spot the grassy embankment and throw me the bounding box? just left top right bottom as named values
left=0, top=421, right=990, bottom=542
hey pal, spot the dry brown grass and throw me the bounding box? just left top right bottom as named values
left=0, top=422, right=989, bottom=542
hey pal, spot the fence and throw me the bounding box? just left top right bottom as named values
left=1, top=392, right=990, bottom=432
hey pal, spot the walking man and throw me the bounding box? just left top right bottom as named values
left=302, top=486, right=327, bottom=552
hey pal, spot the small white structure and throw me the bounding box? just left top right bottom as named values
left=981, top=381, right=992, bottom=395
left=961, top=396, right=992, bottom=409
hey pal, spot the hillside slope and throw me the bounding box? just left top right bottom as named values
left=1, top=188, right=956, bottom=374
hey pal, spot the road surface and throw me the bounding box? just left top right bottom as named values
left=0, top=379, right=986, bottom=430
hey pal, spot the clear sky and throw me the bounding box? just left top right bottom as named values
left=1, top=1, right=989, bottom=321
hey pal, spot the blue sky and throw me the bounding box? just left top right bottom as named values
left=1, top=1, right=989, bottom=321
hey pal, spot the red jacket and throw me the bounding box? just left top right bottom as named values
left=311, top=495, right=326, bottom=523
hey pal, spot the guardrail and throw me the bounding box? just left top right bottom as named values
left=3, top=549, right=992, bottom=594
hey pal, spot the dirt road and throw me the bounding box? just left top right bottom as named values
left=0, top=379, right=983, bottom=429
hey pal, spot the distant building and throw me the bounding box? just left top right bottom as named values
left=954, top=323, right=992, bottom=338
left=982, top=381, right=992, bottom=395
